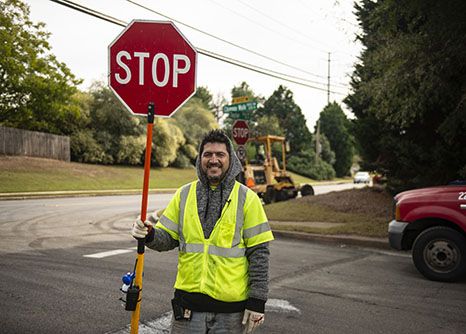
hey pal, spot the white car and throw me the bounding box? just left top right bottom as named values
left=353, top=171, right=371, bottom=184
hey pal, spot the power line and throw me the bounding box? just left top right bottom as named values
left=49, top=0, right=347, bottom=95
left=208, top=0, right=329, bottom=57
left=127, top=0, right=328, bottom=80
left=50, top=0, right=127, bottom=25
left=198, top=48, right=346, bottom=94
left=234, top=0, right=335, bottom=52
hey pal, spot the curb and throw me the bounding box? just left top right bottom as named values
left=0, top=188, right=177, bottom=200
left=272, top=230, right=389, bottom=250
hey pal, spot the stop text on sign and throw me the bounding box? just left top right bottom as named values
left=232, top=127, right=249, bottom=139
left=115, top=51, right=191, bottom=88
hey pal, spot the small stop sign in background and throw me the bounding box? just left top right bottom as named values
left=232, top=120, right=250, bottom=145
left=108, top=20, right=197, bottom=117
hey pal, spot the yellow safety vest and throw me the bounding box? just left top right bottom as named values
left=156, top=180, right=274, bottom=302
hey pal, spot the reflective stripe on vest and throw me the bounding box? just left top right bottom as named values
left=178, top=183, right=191, bottom=251
left=159, top=215, right=178, bottom=234
left=178, top=182, right=248, bottom=257
left=243, top=221, right=271, bottom=239
left=184, top=243, right=246, bottom=258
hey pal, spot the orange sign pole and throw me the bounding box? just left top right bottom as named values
left=130, top=102, right=155, bottom=334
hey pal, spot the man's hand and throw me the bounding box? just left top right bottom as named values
left=131, top=212, right=158, bottom=239
left=242, top=309, right=265, bottom=333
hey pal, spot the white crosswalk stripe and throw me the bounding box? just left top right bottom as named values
left=83, top=248, right=136, bottom=258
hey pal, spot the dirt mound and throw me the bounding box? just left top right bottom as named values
left=297, top=186, right=393, bottom=220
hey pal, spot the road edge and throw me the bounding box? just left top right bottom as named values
left=272, top=230, right=390, bottom=249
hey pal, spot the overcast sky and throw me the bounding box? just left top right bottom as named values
left=24, top=0, right=362, bottom=130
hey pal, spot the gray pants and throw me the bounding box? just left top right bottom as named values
left=171, top=311, right=244, bottom=334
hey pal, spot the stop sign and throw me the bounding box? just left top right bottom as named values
left=108, top=20, right=197, bottom=117
left=232, top=120, right=249, bottom=145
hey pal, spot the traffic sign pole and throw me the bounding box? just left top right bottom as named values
left=131, top=103, right=155, bottom=334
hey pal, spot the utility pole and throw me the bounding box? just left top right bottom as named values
left=317, top=52, right=331, bottom=161
left=327, top=52, right=331, bottom=104
left=315, top=118, right=321, bottom=162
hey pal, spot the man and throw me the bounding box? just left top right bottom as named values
left=131, top=129, right=274, bottom=333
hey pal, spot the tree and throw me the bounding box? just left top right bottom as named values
left=194, top=86, right=214, bottom=111
left=87, top=82, right=144, bottom=164
left=212, top=93, right=227, bottom=124
left=194, top=86, right=226, bottom=124
left=287, top=148, right=335, bottom=180
left=231, top=82, right=257, bottom=101
left=152, top=119, right=185, bottom=167
left=345, top=0, right=466, bottom=191
left=313, top=133, right=336, bottom=167
left=256, top=85, right=312, bottom=156
left=0, top=0, right=82, bottom=135
left=254, top=115, right=284, bottom=137
left=318, top=102, right=354, bottom=177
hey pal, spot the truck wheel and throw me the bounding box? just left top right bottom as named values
left=300, top=184, right=314, bottom=196
left=263, top=187, right=276, bottom=204
left=412, top=226, right=466, bottom=282
left=276, top=190, right=287, bottom=202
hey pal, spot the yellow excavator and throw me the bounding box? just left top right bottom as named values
left=241, top=135, right=314, bottom=204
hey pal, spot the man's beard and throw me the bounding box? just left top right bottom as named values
left=206, top=162, right=225, bottom=184
left=207, top=174, right=222, bottom=184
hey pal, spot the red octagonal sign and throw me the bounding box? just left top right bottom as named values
left=108, top=20, right=197, bottom=117
left=232, top=120, right=249, bottom=145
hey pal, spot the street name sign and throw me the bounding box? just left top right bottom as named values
left=232, top=96, right=249, bottom=104
left=223, top=101, right=257, bottom=113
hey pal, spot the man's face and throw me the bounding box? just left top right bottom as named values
left=201, top=142, right=230, bottom=185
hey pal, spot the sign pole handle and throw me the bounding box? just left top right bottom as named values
left=130, top=102, right=155, bottom=334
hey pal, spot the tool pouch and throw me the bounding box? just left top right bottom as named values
left=125, top=285, right=140, bottom=311
left=171, top=298, right=192, bottom=321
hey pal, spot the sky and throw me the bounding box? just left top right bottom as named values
left=24, top=0, right=362, bottom=131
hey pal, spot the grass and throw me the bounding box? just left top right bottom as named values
left=0, top=156, right=196, bottom=192
left=269, top=220, right=389, bottom=238
left=0, top=156, right=390, bottom=239
left=0, top=156, right=320, bottom=193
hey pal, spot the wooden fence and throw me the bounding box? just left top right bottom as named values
left=0, top=126, right=70, bottom=161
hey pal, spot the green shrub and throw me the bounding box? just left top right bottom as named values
left=288, top=155, right=335, bottom=180
left=70, top=130, right=110, bottom=163
left=116, top=135, right=146, bottom=165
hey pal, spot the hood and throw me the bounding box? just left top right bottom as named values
left=395, top=185, right=466, bottom=202
left=194, top=135, right=242, bottom=239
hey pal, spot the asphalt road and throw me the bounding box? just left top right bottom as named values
left=1, top=188, right=465, bottom=333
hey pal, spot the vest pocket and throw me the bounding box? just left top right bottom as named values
left=176, top=253, right=200, bottom=292
left=212, top=256, right=248, bottom=302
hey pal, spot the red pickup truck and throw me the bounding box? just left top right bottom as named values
left=388, top=184, right=466, bottom=281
